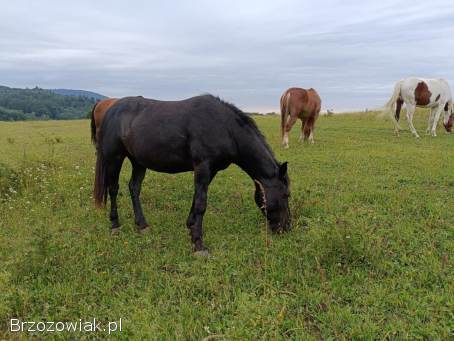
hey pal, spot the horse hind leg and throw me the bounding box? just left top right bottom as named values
left=282, top=114, right=298, bottom=149
left=128, top=160, right=149, bottom=233
left=303, top=116, right=315, bottom=143
left=405, top=104, right=420, bottom=138
left=106, top=156, right=125, bottom=233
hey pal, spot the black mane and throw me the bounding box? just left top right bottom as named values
left=206, top=94, right=277, bottom=161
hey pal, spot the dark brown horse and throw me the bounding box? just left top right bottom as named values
left=280, top=87, right=321, bottom=148
left=90, top=98, right=118, bottom=146
left=93, top=95, right=290, bottom=256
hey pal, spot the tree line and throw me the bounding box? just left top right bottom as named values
left=0, top=86, right=96, bottom=121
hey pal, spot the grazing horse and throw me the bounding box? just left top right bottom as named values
left=280, top=87, right=321, bottom=148
left=90, top=98, right=118, bottom=146
left=93, top=95, right=291, bottom=255
left=384, top=77, right=453, bottom=137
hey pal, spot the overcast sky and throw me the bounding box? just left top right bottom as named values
left=1, top=0, right=453, bottom=112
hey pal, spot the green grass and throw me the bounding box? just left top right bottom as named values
left=0, top=112, right=453, bottom=339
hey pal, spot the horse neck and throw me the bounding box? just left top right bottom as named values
left=235, top=128, right=278, bottom=182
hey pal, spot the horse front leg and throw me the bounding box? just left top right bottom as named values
left=430, top=106, right=443, bottom=137
left=187, top=163, right=216, bottom=256
left=426, top=109, right=433, bottom=134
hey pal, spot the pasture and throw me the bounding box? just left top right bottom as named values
left=0, top=112, right=453, bottom=339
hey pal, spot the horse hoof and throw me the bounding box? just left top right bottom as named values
left=194, top=249, right=210, bottom=257
left=136, top=225, right=150, bottom=235
left=111, top=227, right=121, bottom=235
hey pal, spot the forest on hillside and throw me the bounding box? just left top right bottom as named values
left=0, top=86, right=97, bottom=121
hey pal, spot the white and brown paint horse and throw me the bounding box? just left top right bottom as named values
left=384, top=77, right=453, bottom=137
left=280, top=87, right=321, bottom=148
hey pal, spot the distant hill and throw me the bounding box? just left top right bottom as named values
left=0, top=85, right=99, bottom=121
left=49, top=88, right=107, bottom=101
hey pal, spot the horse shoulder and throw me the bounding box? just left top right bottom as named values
left=426, top=80, right=450, bottom=102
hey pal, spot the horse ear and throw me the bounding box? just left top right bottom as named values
left=279, top=162, right=288, bottom=180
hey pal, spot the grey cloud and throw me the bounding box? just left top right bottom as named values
left=1, top=0, right=453, bottom=112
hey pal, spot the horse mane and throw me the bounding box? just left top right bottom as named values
left=206, top=94, right=277, bottom=161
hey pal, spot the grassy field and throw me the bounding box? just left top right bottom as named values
left=0, top=111, right=453, bottom=339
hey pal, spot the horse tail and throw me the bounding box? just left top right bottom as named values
left=280, top=91, right=291, bottom=138
left=93, top=143, right=108, bottom=208
left=90, top=101, right=99, bottom=145
left=382, top=80, right=402, bottom=128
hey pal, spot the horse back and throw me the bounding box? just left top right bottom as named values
left=401, top=77, right=452, bottom=107
left=99, top=95, right=238, bottom=173
left=285, top=87, right=321, bottom=117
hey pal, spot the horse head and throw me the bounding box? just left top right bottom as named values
left=254, top=162, right=291, bottom=233
left=443, top=104, right=454, bottom=133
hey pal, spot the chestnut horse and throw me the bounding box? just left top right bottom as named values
left=90, top=98, right=118, bottom=146
left=384, top=77, right=453, bottom=137
left=93, top=95, right=290, bottom=255
left=280, top=87, right=321, bottom=148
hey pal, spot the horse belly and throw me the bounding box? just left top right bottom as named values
left=128, top=134, right=193, bottom=173
left=141, top=155, right=193, bottom=173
